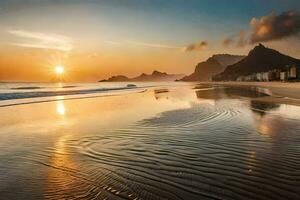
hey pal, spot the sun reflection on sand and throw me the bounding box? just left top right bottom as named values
left=56, top=102, right=65, bottom=116
left=246, top=150, right=257, bottom=173
left=56, top=96, right=66, bottom=116
left=45, top=135, right=79, bottom=199
left=258, top=123, right=271, bottom=135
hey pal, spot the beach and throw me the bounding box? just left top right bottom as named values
left=0, top=82, right=300, bottom=199
left=211, top=81, right=300, bottom=99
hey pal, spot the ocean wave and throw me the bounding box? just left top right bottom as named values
left=62, top=85, right=77, bottom=88
left=11, top=86, right=43, bottom=90
left=0, top=86, right=143, bottom=102
left=10, top=85, right=78, bottom=90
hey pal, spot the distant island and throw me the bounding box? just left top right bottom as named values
left=99, top=70, right=185, bottom=82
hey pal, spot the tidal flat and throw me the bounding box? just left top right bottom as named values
left=0, top=84, right=300, bottom=200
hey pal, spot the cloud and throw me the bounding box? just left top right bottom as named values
left=104, top=40, right=182, bottom=50
left=127, top=40, right=181, bottom=49
left=8, top=29, right=73, bottom=51
left=183, top=41, right=208, bottom=52
left=223, top=10, right=300, bottom=48
left=249, top=10, right=300, bottom=43
left=104, top=40, right=122, bottom=45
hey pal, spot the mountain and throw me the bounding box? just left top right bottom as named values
left=180, top=54, right=245, bottom=81
left=99, top=70, right=185, bottom=82
left=214, top=44, right=300, bottom=81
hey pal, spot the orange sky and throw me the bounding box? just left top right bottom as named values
left=1, top=40, right=299, bottom=82
left=0, top=0, right=299, bottom=82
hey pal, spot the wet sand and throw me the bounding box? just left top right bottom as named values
left=0, top=84, right=300, bottom=199
left=210, top=81, right=300, bottom=99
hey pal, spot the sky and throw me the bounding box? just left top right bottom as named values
left=0, top=0, right=300, bottom=82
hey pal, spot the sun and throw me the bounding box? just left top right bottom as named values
left=55, top=65, right=64, bottom=74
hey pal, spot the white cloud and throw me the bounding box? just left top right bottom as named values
left=126, top=40, right=182, bottom=49
left=105, top=40, right=182, bottom=49
left=8, top=29, right=73, bottom=51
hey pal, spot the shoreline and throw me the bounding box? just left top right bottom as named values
left=206, top=81, right=300, bottom=99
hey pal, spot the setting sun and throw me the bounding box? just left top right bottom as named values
left=55, top=65, right=64, bottom=74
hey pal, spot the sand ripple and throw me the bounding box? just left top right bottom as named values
left=28, top=101, right=300, bottom=200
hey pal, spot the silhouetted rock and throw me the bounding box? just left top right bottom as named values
left=99, top=70, right=185, bottom=82
left=132, top=70, right=184, bottom=81
left=99, top=75, right=130, bottom=82
left=180, top=54, right=245, bottom=81
left=214, top=44, right=300, bottom=81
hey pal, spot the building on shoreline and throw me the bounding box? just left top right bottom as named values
left=288, top=65, right=297, bottom=79
left=236, top=65, right=299, bottom=82
left=280, top=71, right=287, bottom=81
